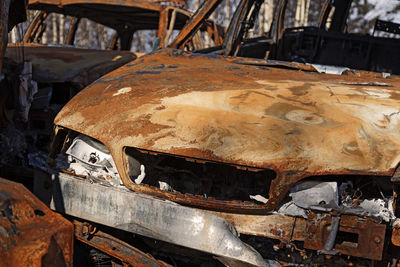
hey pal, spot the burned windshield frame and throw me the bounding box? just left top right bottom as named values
left=169, top=0, right=223, bottom=49
left=223, top=0, right=264, bottom=56
left=171, top=0, right=276, bottom=56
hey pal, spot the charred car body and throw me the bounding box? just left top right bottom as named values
left=37, top=0, right=400, bottom=265
left=1, top=0, right=223, bottom=182
left=4, top=0, right=222, bottom=133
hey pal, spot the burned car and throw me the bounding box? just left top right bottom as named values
left=6, top=0, right=224, bottom=83
left=38, top=0, right=400, bottom=265
left=4, top=0, right=210, bottom=132
left=1, top=0, right=223, bottom=176
left=4, top=0, right=223, bottom=126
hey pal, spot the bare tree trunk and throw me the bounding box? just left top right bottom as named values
left=263, top=0, right=274, bottom=33
left=81, top=18, right=88, bottom=47
left=141, top=31, right=145, bottom=51
left=42, top=30, right=47, bottom=44
left=10, top=27, right=17, bottom=43
left=135, top=31, right=141, bottom=51
left=52, top=13, right=58, bottom=43
left=225, top=0, right=230, bottom=27
left=59, top=14, right=65, bottom=44
left=88, top=20, right=94, bottom=47
left=295, top=0, right=310, bottom=27
left=295, top=0, right=302, bottom=27
left=103, top=27, right=108, bottom=49
left=96, top=24, right=103, bottom=49
left=304, top=0, right=310, bottom=26
left=258, top=0, right=274, bottom=36
left=258, top=2, right=265, bottom=36
left=206, top=2, right=217, bottom=46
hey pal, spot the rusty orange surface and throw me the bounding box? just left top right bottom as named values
left=304, top=213, right=386, bottom=260
left=74, top=220, right=172, bottom=266
left=0, top=177, right=73, bottom=266
left=393, top=225, right=400, bottom=246
left=54, top=48, right=400, bottom=211
left=204, top=211, right=307, bottom=241
left=5, top=44, right=137, bottom=84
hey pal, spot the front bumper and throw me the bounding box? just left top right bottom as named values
left=34, top=171, right=396, bottom=265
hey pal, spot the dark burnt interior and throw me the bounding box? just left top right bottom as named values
left=218, top=0, right=400, bottom=75
left=125, top=147, right=275, bottom=202
left=286, top=174, right=395, bottom=212
left=274, top=25, right=400, bottom=74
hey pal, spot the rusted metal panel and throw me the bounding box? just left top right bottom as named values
left=0, top=177, right=73, bottom=266
left=23, top=11, right=49, bottom=43
left=5, top=45, right=137, bottom=84
left=204, top=210, right=307, bottom=241
left=74, top=220, right=172, bottom=267
left=393, top=221, right=400, bottom=246
left=54, top=48, right=400, bottom=211
left=304, top=212, right=386, bottom=260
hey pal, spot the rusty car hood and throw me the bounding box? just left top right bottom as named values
left=5, top=44, right=136, bottom=84
left=55, top=49, right=400, bottom=179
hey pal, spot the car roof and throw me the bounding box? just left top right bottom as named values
left=28, top=0, right=189, bottom=31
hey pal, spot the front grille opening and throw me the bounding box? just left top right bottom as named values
left=124, top=147, right=275, bottom=202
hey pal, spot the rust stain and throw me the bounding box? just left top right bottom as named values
left=74, top=220, right=171, bottom=266
left=202, top=210, right=307, bottom=241
left=393, top=223, right=400, bottom=246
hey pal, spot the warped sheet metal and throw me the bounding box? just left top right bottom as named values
left=0, top=177, right=73, bottom=266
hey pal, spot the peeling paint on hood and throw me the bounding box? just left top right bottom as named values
left=54, top=48, right=400, bottom=209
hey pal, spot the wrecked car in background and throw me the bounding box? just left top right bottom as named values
left=4, top=0, right=224, bottom=131
left=4, top=0, right=194, bottom=135
left=35, top=0, right=400, bottom=265
left=6, top=0, right=224, bottom=88
left=1, top=3, right=74, bottom=266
